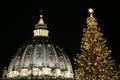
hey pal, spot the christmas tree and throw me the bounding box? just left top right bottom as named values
left=74, top=8, right=119, bottom=80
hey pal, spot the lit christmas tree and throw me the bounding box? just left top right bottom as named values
left=74, top=8, right=119, bottom=80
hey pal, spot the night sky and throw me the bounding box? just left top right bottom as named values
left=0, top=0, right=120, bottom=77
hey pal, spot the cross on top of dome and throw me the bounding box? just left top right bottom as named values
left=38, top=10, right=45, bottom=25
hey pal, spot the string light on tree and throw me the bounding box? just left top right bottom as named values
left=74, top=8, right=119, bottom=80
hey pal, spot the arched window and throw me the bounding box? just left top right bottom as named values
left=24, top=55, right=30, bottom=67
left=49, top=54, right=54, bottom=67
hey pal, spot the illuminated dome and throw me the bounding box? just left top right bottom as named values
left=2, top=13, right=74, bottom=79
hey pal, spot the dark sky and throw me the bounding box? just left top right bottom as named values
left=0, top=0, right=120, bottom=77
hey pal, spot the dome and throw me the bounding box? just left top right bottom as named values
left=2, top=13, right=74, bottom=79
